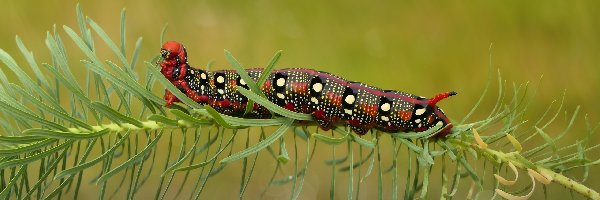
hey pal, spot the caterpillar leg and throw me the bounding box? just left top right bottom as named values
left=312, top=109, right=334, bottom=131
left=350, top=126, right=369, bottom=135
left=164, top=89, right=180, bottom=107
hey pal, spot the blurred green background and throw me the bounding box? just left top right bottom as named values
left=2, top=0, right=600, bottom=199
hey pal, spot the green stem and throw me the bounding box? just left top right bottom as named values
left=66, top=120, right=166, bottom=133
left=448, top=138, right=600, bottom=200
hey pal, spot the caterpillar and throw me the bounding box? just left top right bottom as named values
left=159, top=41, right=456, bottom=136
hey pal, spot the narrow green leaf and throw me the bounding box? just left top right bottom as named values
left=257, top=50, right=282, bottom=86
left=96, top=131, right=163, bottom=184
left=391, top=122, right=444, bottom=139
left=91, top=102, right=144, bottom=127
left=397, top=138, right=423, bottom=154
left=161, top=134, right=202, bottom=176
left=10, top=83, right=93, bottom=130
left=347, top=141, right=354, bottom=200
left=176, top=134, right=236, bottom=172
left=104, top=60, right=156, bottom=109
left=120, top=8, right=126, bottom=55
left=339, top=149, right=375, bottom=171
left=313, top=133, right=348, bottom=145
left=170, top=109, right=213, bottom=125
left=224, top=49, right=265, bottom=116
left=220, top=119, right=294, bottom=164
left=24, top=128, right=110, bottom=140
left=160, top=24, right=168, bottom=45
left=293, top=127, right=309, bottom=140
left=437, top=140, right=457, bottom=161
left=0, top=138, right=57, bottom=156
left=195, top=109, right=288, bottom=126
left=0, top=99, right=68, bottom=132
left=0, top=166, right=26, bottom=199
left=237, top=87, right=313, bottom=121
left=15, top=36, right=51, bottom=92
left=55, top=132, right=131, bottom=179
left=22, top=144, right=70, bottom=200
left=144, top=61, right=196, bottom=108
left=418, top=141, right=434, bottom=166
left=87, top=18, right=132, bottom=76
left=420, top=166, right=431, bottom=199
left=277, top=138, right=289, bottom=164
left=0, top=140, right=73, bottom=169
left=0, top=48, right=64, bottom=113
left=75, top=3, right=93, bottom=48
left=460, top=44, right=493, bottom=124
left=203, top=106, right=245, bottom=129
left=147, top=114, right=179, bottom=126
left=0, top=135, right=44, bottom=144
left=63, top=26, right=163, bottom=105
left=130, top=37, right=143, bottom=70
left=351, top=134, right=375, bottom=148
left=45, top=32, right=80, bottom=90
left=173, top=161, right=212, bottom=172
left=458, top=156, right=480, bottom=184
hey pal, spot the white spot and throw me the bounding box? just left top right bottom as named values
left=240, top=79, right=247, bottom=85
left=418, top=124, right=422, bottom=128
left=344, top=109, right=353, bottom=115
left=312, top=83, right=323, bottom=92
left=276, top=78, right=286, bottom=87
left=381, top=103, right=391, bottom=112
left=200, top=73, right=207, bottom=80
left=217, top=76, right=225, bottom=83
left=436, top=121, right=444, bottom=127
left=217, top=89, right=224, bottom=94
left=415, top=108, right=426, bottom=116
left=311, top=97, right=319, bottom=104
left=381, top=116, right=390, bottom=122
left=201, top=85, right=205, bottom=90
left=190, top=70, right=195, bottom=74
left=277, top=93, right=285, bottom=99
left=345, top=95, right=355, bottom=104
left=415, top=119, right=421, bottom=123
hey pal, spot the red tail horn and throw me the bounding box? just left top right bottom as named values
left=428, top=91, right=457, bottom=107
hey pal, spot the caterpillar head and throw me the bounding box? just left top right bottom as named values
left=159, top=41, right=188, bottom=81
left=160, top=41, right=186, bottom=61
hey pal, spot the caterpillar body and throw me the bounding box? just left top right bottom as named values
left=159, top=41, right=456, bottom=136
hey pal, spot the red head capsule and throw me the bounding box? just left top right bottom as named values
left=159, top=41, right=188, bottom=82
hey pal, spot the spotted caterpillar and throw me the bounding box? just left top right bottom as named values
left=159, top=41, right=456, bottom=136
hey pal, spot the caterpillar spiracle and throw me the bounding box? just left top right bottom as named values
left=159, top=41, right=456, bottom=137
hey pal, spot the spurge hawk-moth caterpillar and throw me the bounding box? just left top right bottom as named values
left=158, top=41, right=456, bottom=136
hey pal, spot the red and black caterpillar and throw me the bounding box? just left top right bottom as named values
left=159, top=41, right=456, bottom=136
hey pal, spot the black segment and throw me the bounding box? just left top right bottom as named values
left=236, top=76, right=250, bottom=90
left=198, top=69, right=208, bottom=85
left=378, top=96, right=393, bottom=115
left=342, top=87, right=357, bottom=109
left=214, top=72, right=226, bottom=88
left=309, top=76, right=324, bottom=97
left=272, top=72, right=288, bottom=93
left=412, top=104, right=431, bottom=117
left=172, top=67, right=181, bottom=80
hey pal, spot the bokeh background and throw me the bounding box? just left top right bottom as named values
left=1, top=0, right=599, bottom=199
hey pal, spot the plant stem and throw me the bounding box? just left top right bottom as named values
left=67, top=120, right=167, bottom=133
left=448, top=138, right=600, bottom=200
